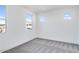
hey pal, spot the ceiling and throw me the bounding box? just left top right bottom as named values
left=22, top=5, right=77, bottom=13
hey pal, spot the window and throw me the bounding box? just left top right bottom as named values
left=39, top=16, right=45, bottom=22
left=0, top=5, right=6, bottom=33
left=64, top=12, right=72, bottom=20
left=25, top=12, right=32, bottom=30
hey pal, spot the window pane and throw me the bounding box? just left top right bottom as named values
left=26, top=14, right=32, bottom=22
left=39, top=16, right=45, bottom=22
left=0, top=5, right=6, bottom=33
left=25, top=13, right=32, bottom=30
left=64, top=12, right=72, bottom=20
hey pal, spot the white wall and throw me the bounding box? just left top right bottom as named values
left=0, top=6, right=37, bottom=52
left=77, top=7, right=79, bottom=44
left=37, top=6, right=78, bottom=44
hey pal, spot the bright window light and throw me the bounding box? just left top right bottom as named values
left=64, top=12, right=72, bottom=20
left=26, top=14, right=32, bottom=22
left=25, top=13, right=32, bottom=30
left=0, top=5, right=6, bottom=33
left=39, top=16, right=45, bottom=22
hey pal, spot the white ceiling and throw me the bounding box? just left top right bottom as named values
left=22, top=5, right=77, bottom=13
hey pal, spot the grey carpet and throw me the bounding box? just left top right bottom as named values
left=3, top=38, right=79, bottom=53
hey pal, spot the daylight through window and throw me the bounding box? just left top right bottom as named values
left=25, top=12, right=32, bottom=30
left=0, top=5, right=6, bottom=33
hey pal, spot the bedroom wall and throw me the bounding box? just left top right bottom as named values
left=37, top=6, right=78, bottom=44
left=77, top=7, right=79, bottom=44
left=0, top=5, right=37, bottom=52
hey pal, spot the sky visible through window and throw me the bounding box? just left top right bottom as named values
left=64, top=12, right=72, bottom=20
left=39, top=16, right=45, bottom=22
left=0, top=5, right=6, bottom=24
left=26, top=13, right=32, bottom=22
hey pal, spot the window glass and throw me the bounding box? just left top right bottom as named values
left=25, top=13, right=32, bottom=30
left=64, top=12, right=72, bottom=20
left=0, top=5, right=6, bottom=33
